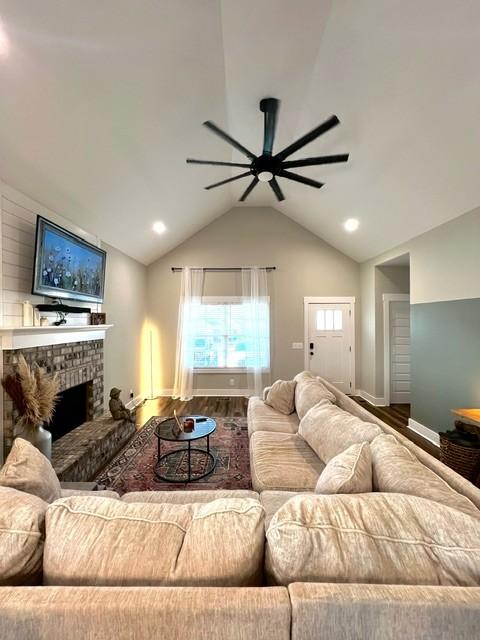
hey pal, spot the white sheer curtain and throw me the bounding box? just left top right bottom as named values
left=172, top=267, right=205, bottom=400
left=242, top=267, right=269, bottom=397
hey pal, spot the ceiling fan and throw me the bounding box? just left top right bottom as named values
left=186, top=98, right=349, bottom=202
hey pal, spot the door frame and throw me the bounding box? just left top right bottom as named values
left=383, top=293, right=410, bottom=406
left=303, top=297, right=356, bottom=393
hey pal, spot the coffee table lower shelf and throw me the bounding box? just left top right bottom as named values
left=154, top=441, right=217, bottom=483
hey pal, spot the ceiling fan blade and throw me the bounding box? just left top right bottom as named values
left=205, top=171, right=252, bottom=190
left=260, top=97, right=280, bottom=156
left=239, top=177, right=259, bottom=202
left=278, top=169, right=324, bottom=189
left=187, top=158, right=251, bottom=168
left=275, top=115, right=340, bottom=161
left=282, top=153, right=349, bottom=169
left=203, top=121, right=256, bottom=160
left=269, top=177, right=285, bottom=202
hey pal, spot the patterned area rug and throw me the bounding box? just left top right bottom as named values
left=95, top=416, right=251, bottom=494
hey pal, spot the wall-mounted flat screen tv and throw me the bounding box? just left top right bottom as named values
left=32, top=217, right=107, bottom=304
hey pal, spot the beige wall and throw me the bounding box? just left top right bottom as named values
left=102, top=243, right=148, bottom=406
left=146, top=206, right=360, bottom=393
left=360, top=206, right=480, bottom=398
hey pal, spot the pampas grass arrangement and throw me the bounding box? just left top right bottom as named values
left=1, top=355, right=60, bottom=429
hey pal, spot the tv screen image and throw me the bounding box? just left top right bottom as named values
left=32, top=217, right=107, bottom=304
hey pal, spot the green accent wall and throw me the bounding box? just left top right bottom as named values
left=411, top=298, right=480, bottom=433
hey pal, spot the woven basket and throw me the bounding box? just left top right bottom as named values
left=440, top=435, right=480, bottom=482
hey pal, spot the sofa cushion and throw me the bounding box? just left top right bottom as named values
left=315, top=442, right=372, bottom=495
left=248, top=397, right=299, bottom=438
left=0, top=486, right=47, bottom=585
left=298, top=402, right=382, bottom=463
left=44, top=496, right=265, bottom=587
left=293, top=371, right=317, bottom=383
left=0, top=438, right=61, bottom=503
left=60, top=489, right=120, bottom=499
left=250, top=431, right=324, bottom=493
left=266, top=493, right=480, bottom=586
left=294, top=376, right=336, bottom=421
left=122, top=490, right=259, bottom=504
left=0, top=586, right=292, bottom=640
left=371, top=434, right=480, bottom=519
left=260, top=491, right=310, bottom=529
left=265, top=380, right=297, bottom=415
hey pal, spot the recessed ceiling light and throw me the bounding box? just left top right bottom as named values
left=152, top=221, right=166, bottom=234
left=343, top=218, right=359, bottom=233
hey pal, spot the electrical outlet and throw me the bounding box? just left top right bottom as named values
left=291, top=342, right=303, bottom=350
left=229, top=378, right=236, bottom=387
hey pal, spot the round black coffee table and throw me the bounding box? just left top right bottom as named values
left=154, top=415, right=216, bottom=482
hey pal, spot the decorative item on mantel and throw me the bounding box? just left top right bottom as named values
left=22, top=301, right=34, bottom=327
left=109, top=388, right=134, bottom=423
left=35, top=301, right=92, bottom=327
left=90, top=312, right=106, bottom=325
left=1, top=355, right=60, bottom=459
left=438, top=408, right=480, bottom=483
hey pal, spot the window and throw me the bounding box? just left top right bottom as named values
left=192, top=297, right=270, bottom=371
left=316, top=308, right=343, bottom=331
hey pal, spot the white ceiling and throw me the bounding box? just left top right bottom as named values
left=0, top=1, right=479, bottom=264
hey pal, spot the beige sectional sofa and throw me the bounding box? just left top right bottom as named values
left=1, top=373, right=480, bottom=639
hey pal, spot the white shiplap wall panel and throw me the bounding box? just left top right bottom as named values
left=1, top=194, right=43, bottom=327
left=0, top=185, right=101, bottom=327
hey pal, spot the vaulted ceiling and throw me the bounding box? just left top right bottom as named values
left=0, top=1, right=479, bottom=264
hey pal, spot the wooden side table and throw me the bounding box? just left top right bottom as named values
left=451, top=409, right=480, bottom=435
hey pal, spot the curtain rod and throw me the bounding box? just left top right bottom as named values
left=171, top=267, right=276, bottom=272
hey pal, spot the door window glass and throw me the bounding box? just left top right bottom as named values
left=316, top=309, right=343, bottom=331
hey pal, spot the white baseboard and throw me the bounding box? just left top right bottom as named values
left=407, top=418, right=440, bottom=447
left=154, top=389, right=250, bottom=398
left=357, top=389, right=387, bottom=407
left=126, top=395, right=145, bottom=410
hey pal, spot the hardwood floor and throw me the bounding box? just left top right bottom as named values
left=136, top=395, right=439, bottom=459
left=352, top=397, right=440, bottom=459
left=135, top=396, right=249, bottom=429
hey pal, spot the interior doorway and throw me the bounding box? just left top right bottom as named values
left=383, top=294, right=411, bottom=404
left=377, top=252, right=411, bottom=407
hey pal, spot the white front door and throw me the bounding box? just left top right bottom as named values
left=307, top=303, right=353, bottom=394
left=390, top=300, right=411, bottom=403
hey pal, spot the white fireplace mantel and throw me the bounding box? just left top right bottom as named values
left=0, top=324, right=114, bottom=350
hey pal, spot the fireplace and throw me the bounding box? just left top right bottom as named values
left=2, top=338, right=104, bottom=457
left=50, top=381, right=93, bottom=441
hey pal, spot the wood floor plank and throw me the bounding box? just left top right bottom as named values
left=351, top=397, right=440, bottom=459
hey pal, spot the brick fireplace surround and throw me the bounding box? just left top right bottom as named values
left=3, top=340, right=104, bottom=453
left=1, top=327, right=135, bottom=481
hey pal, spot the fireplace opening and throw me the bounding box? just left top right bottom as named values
left=50, top=381, right=93, bottom=442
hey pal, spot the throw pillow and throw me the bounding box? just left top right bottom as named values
left=264, top=380, right=297, bottom=415
left=0, top=438, right=62, bottom=503
left=298, top=402, right=382, bottom=463
left=0, top=486, right=47, bottom=585
left=371, top=434, right=480, bottom=519
left=315, top=442, right=372, bottom=494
